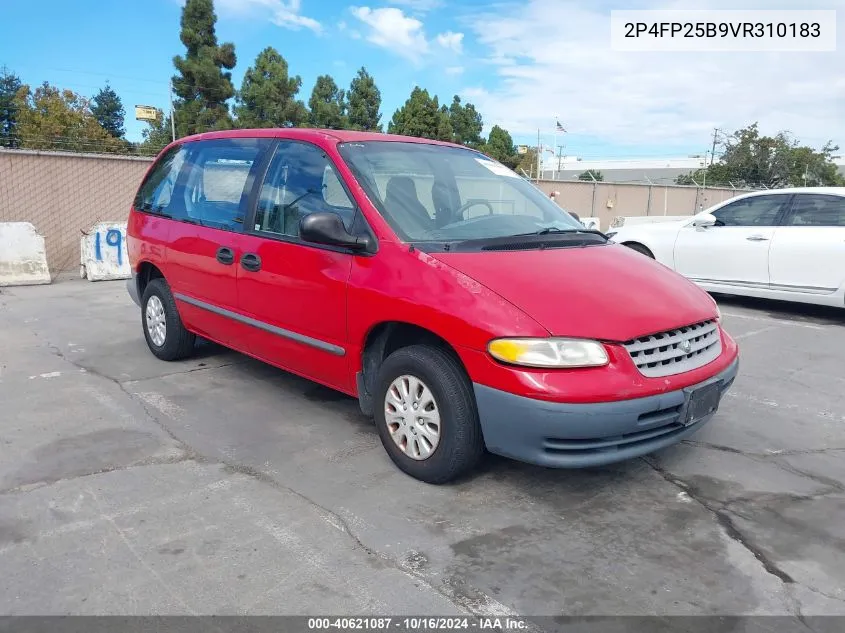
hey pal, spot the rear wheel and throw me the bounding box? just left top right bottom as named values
left=624, top=242, right=655, bottom=258
left=141, top=278, right=196, bottom=361
left=373, top=344, right=484, bottom=484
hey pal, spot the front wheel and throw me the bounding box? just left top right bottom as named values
left=374, top=344, right=484, bottom=484
left=141, top=278, right=196, bottom=361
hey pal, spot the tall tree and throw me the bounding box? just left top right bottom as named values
left=514, top=148, right=538, bottom=178
left=172, top=0, right=236, bottom=136
left=346, top=67, right=381, bottom=131
left=447, top=95, right=482, bottom=147
left=234, top=47, right=307, bottom=128
left=91, top=83, right=126, bottom=138
left=388, top=87, right=451, bottom=141
left=14, top=82, right=123, bottom=152
left=308, top=75, right=346, bottom=129
left=706, top=123, right=844, bottom=188
left=0, top=66, right=22, bottom=148
left=483, top=125, right=518, bottom=168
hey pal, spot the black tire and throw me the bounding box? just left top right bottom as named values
left=373, top=344, right=484, bottom=484
left=141, top=278, right=196, bottom=361
left=624, top=242, right=655, bottom=258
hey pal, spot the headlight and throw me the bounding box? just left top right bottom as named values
left=488, top=338, right=609, bottom=368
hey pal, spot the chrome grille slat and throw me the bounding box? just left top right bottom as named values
left=623, top=319, right=722, bottom=378
left=624, top=322, right=718, bottom=353
left=629, top=332, right=718, bottom=364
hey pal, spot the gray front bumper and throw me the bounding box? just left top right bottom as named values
left=474, top=358, right=739, bottom=468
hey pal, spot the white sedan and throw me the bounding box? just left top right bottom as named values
left=605, top=187, right=845, bottom=308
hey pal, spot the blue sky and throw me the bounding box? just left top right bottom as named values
left=2, top=0, right=842, bottom=159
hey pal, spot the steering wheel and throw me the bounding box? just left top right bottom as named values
left=457, top=199, right=495, bottom=219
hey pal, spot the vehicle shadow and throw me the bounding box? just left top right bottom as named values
left=711, top=292, right=845, bottom=326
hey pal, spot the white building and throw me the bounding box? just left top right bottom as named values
left=539, top=155, right=845, bottom=184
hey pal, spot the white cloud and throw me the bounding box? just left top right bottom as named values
left=445, top=66, right=465, bottom=76
left=350, top=6, right=464, bottom=64
left=436, top=31, right=463, bottom=53
left=350, top=7, right=429, bottom=60
left=389, top=0, right=444, bottom=12
left=215, top=0, right=321, bottom=33
left=465, top=0, right=845, bottom=150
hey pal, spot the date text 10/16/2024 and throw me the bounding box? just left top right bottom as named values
left=308, top=618, right=528, bottom=631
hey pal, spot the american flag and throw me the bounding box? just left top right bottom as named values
left=555, top=120, right=566, bottom=132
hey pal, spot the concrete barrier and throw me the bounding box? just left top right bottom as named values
left=80, top=222, right=131, bottom=281
left=610, top=215, right=689, bottom=229
left=0, top=222, right=51, bottom=286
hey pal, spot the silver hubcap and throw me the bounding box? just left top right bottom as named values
left=384, top=375, right=441, bottom=461
left=146, top=295, right=167, bottom=347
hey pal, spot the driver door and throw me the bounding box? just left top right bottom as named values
left=673, top=194, right=790, bottom=287
left=236, top=140, right=358, bottom=392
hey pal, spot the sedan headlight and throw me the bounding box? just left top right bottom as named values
left=488, top=338, right=609, bottom=368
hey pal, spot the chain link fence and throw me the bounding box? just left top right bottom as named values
left=534, top=179, right=755, bottom=228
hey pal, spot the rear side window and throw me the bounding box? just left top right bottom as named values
left=177, top=138, right=272, bottom=231
left=134, top=145, right=188, bottom=213
left=786, top=194, right=845, bottom=227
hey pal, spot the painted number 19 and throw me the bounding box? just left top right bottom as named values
left=94, top=229, right=123, bottom=266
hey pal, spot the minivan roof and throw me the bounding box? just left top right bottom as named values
left=168, top=127, right=469, bottom=150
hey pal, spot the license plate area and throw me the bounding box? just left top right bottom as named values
left=682, top=381, right=722, bottom=426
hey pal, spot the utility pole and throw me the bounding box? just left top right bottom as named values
left=169, top=81, right=177, bottom=142
left=536, top=129, right=541, bottom=180
left=555, top=145, right=565, bottom=180
left=709, top=128, right=720, bottom=167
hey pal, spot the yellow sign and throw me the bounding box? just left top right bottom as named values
left=135, top=105, right=159, bottom=122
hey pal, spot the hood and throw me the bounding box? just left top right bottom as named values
left=431, top=243, right=718, bottom=342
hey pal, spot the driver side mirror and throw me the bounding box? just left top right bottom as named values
left=300, top=212, right=372, bottom=252
left=692, top=213, right=717, bottom=228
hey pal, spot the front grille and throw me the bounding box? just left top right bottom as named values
left=623, top=319, right=722, bottom=378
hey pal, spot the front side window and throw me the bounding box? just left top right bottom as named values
left=254, top=141, right=356, bottom=238
left=337, top=141, right=583, bottom=243
left=786, top=194, right=845, bottom=227
left=134, top=145, right=188, bottom=214
left=175, top=138, right=271, bottom=231
left=712, top=195, right=786, bottom=227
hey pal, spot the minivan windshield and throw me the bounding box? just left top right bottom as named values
left=337, top=141, right=586, bottom=243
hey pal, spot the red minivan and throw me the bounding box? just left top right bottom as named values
left=126, top=129, right=739, bottom=484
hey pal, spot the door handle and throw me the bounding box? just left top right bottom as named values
left=216, top=246, right=235, bottom=265
left=241, top=252, right=262, bottom=272
left=746, top=235, right=769, bottom=241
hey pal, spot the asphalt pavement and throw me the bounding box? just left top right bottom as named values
left=1, top=277, right=843, bottom=620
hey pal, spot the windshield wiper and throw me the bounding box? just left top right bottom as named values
left=511, top=227, right=601, bottom=237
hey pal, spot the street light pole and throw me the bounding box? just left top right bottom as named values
left=169, top=81, right=176, bottom=142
